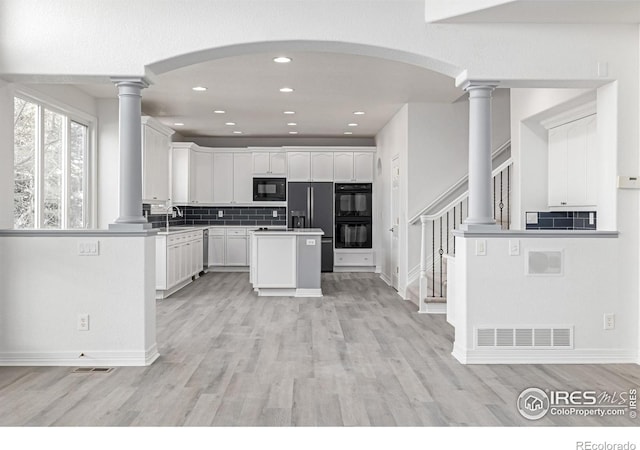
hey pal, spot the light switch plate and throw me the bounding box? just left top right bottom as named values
left=218, top=210, right=223, bottom=218
left=526, top=212, right=538, bottom=225
left=272, top=210, right=278, bottom=218
left=78, top=241, right=99, bottom=256
left=475, top=239, right=487, bottom=256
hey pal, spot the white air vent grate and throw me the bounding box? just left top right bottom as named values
left=475, top=326, right=573, bottom=349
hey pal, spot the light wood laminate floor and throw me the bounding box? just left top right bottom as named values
left=1, top=272, right=638, bottom=426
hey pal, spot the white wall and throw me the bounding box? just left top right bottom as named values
left=451, top=234, right=635, bottom=363
left=0, top=234, right=158, bottom=366
left=374, top=105, right=408, bottom=291
left=97, top=99, right=119, bottom=229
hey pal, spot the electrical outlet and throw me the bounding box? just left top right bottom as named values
left=218, top=210, right=223, bottom=218
left=509, top=240, right=520, bottom=256
left=604, top=313, right=615, bottom=330
left=272, top=210, right=278, bottom=218
left=78, top=313, right=89, bottom=331
left=172, top=211, right=177, bottom=218
left=475, top=239, right=487, bottom=256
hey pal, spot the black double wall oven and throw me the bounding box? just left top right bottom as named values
left=334, top=183, right=372, bottom=249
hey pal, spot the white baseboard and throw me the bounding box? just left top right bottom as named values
left=0, top=345, right=160, bottom=367
left=379, top=273, right=392, bottom=286
left=156, top=278, right=192, bottom=300
left=419, top=302, right=446, bottom=314
left=452, top=345, right=638, bottom=365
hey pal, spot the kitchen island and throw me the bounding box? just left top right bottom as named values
left=249, top=228, right=324, bottom=297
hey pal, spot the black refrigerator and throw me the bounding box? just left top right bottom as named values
left=288, top=182, right=334, bottom=272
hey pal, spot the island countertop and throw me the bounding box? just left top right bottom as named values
left=251, top=228, right=325, bottom=236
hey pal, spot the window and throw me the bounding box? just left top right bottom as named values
left=13, top=95, right=93, bottom=229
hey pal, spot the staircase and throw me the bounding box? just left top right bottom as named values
left=408, top=141, right=512, bottom=314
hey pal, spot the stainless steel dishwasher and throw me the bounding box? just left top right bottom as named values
left=202, top=228, right=209, bottom=274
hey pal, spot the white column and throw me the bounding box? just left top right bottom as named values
left=461, top=81, right=501, bottom=231
left=109, top=78, right=151, bottom=230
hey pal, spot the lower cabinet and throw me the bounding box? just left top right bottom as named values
left=334, top=249, right=375, bottom=271
left=156, top=230, right=203, bottom=298
left=207, top=227, right=249, bottom=269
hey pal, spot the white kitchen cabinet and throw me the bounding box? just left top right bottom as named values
left=156, top=229, right=203, bottom=299
left=253, top=151, right=286, bottom=176
left=354, top=152, right=374, bottom=182
left=233, top=153, right=253, bottom=203
left=142, top=117, right=174, bottom=203
left=548, top=114, right=597, bottom=207
left=334, top=152, right=355, bottom=182
left=287, top=152, right=311, bottom=181
left=212, top=153, right=234, bottom=203
left=208, top=231, right=226, bottom=266
left=191, top=151, right=214, bottom=204
left=310, top=152, right=334, bottom=181
left=226, top=236, right=248, bottom=266
left=334, top=151, right=374, bottom=182
left=213, top=152, right=253, bottom=204
left=207, top=227, right=249, bottom=269
left=171, top=143, right=215, bottom=205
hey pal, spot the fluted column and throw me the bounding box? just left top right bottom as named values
left=109, top=78, right=151, bottom=230
left=461, top=81, right=501, bottom=231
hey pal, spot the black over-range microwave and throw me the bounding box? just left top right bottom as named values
left=253, top=177, right=286, bottom=201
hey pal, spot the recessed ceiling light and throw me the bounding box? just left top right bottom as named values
left=344, top=131, right=353, bottom=135
left=233, top=131, right=243, bottom=134
left=287, top=122, right=297, bottom=126
left=289, top=131, right=298, bottom=135
left=353, top=111, right=365, bottom=115
left=192, top=86, right=207, bottom=91
left=348, top=123, right=358, bottom=127
left=173, top=122, right=184, bottom=126
left=273, top=56, right=292, bottom=63
left=279, top=87, right=294, bottom=93
left=225, top=122, right=236, bottom=126
left=283, top=111, right=296, bottom=115
left=213, top=110, right=226, bottom=114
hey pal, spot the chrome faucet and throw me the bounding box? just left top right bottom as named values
left=166, top=205, right=183, bottom=230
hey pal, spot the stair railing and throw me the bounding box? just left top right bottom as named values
left=418, top=157, right=513, bottom=303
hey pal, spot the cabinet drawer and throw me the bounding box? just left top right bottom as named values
left=227, top=228, right=247, bottom=236
left=334, top=251, right=374, bottom=266
left=208, top=227, right=226, bottom=236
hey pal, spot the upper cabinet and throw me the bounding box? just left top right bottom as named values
left=334, top=151, right=374, bottom=182
left=288, top=149, right=374, bottom=182
left=287, top=152, right=311, bottom=181
left=171, top=143, right=214, bottom=205
left=310, top=152, right=334, bottom=181
left=252, top=150, right=286, bottom=176
left=141, top=117, right=174, bottom=203
left=548, top=114, right=597, bottom=207
left=213, top=152, right=253, bottom=204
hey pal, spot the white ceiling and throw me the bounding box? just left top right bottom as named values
left=77, top=51, right=463, bottom=138
left=432, top=0, right=640, bottom=23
